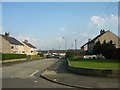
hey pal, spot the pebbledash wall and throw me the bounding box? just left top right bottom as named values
left=67, top=60, right=119, bottom=78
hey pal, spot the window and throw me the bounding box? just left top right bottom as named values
left=11, top=46, right=14, bottom=49
left=22, top=51, right=25, bottom=53
left=112, top=41, right=116, bottom=46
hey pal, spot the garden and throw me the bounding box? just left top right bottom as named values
left=66, top=50, right=119, bottom=77
left=68, top=59, right=119, bottom=69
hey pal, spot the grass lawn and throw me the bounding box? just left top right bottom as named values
left=68, top=59, right=119, bottom=69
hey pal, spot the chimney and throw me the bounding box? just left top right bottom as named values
left=5, top=32, right=10, bottom=37
left=88, top=38, right=91, bottom=42
left=24, top=39, right=28, bottom=43
left=100, top=29, right=103, bottom=35
left=100, top=29, right=105, bottom=35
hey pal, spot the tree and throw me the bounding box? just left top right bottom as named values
left=93, top=40, right=116, bottom=59
left=104, top=40, right=116, bottom=59
left=66, top=51, right=74, bottom=59
left=93, top=41, right=102, bottom=54
left=101, top=40, right=107, bottom=56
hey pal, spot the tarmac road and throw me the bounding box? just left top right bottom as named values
left=2, top=58, right=72, bottom=88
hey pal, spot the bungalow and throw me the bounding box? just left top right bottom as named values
left=22, top=40, right=38, bottom=55
left=0, top=32, right=24, bottom=54
left=81, top=30, right=120, bottom=54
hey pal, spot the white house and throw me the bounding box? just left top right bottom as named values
left=22, top=40, right=38, bottom=55
left=0, top=32, right=24, bottom=54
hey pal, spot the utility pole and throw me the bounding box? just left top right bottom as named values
left=62, top=37, right=67, bottom=52
left=75, top=39, right=77, bottom=54
left=75, top=39, right=77, bottom=50
left=71, top=44, right=73, bottom=50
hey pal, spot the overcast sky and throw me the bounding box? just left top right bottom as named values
left=2, top=2, right=118, bottom=50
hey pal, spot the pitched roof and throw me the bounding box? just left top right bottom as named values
left=81, top=31, right=107, bottom=48
left=23, top=42, right=36, bottom=49
left=1, top=35, right=24, bottom=46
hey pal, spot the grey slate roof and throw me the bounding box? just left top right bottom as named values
left=23, top=42, right=36, bottom=49
left=1, top=35, right=24, bottom=46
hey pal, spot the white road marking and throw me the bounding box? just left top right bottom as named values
left=54, top=79, right=57, bottom=81
left=34, top=80, right=37, bottom=83
left=11, top=76, right=14, bottom=78
left=30, top=70, right=39, bottom=76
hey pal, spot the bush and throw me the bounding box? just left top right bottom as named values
left=66, top=51, right=75, bottom=59
left=37, top=53, right=44, bottom=57
left=93, top=40, right=116, bottom=59
left=27, top=55, right=40, bottom=59
left=2, top=54, right=26, bottom=60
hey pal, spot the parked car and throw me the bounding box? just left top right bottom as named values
left=53, top=54, right=59, bottom=58
left=46, top=54, right=52, bottom=58
left=46, top=54, right=60, bottom=58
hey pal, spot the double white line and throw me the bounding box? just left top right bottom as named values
left=30, top=70, right=39, bottom=76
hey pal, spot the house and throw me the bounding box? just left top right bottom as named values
left=22, top=40, right=38, bottom=55
left=0, top=32, right=24, bottom=54
left=81, top=30, right=120, bottom=54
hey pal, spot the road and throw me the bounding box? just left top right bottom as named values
left=2, top=58, right=72, bottom=88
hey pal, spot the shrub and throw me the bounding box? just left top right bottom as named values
left=66, top=51, right=75, bottom=59
left=37, top=53, right=44, bottom=57
left=2, top=54, right=26, bottom=60
left=27, top=55, right=40, bottom=59
left=93, top=40, right=116, bottom=59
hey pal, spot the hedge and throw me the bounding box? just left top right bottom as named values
left=2, top=54, right=26, bottom=60
left=27, top=55, right=40, bottom=59
left=37, top=53, right=44, bottom=57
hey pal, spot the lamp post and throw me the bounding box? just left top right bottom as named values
left=62, top=37, right=67, bottom=51
left=75, top=39, right=77, bottom=54
left=71, top=44, right=73, bottom=50
left=75, top=39, right=77, bottom=50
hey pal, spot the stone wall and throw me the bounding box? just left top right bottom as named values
left=67, top=60, right=119, bottom=78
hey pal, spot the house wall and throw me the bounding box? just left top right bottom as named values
left=0, top=36, right=11, bottom=53
left=88, top=42, right=94, bottom=54
left=10, top=44, right=18, bottom=54
left=18, top=45, right=25, bottom=54
left=22, top=43, right=31, bottom=55
left=81, top=44, right=88, bottom=51
left=95, top=31, right=120, bottom=48
left=23, top=43, right=37, bottom=55
left=10, top=44, right=24, bottom=54
left=30, top=48, right=38, bottom=55
left=16, top=45, right=24, bottom=54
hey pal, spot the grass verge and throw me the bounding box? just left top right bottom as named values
left=68, top=59, right=119, bottom=69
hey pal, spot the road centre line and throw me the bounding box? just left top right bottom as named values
left=30, top=70, right=39, bottom=76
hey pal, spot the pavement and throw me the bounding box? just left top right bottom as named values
left=41, top=59, right=119, bottom=89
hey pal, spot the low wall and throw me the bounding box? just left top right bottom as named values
left=67, top=60, right=119, bottom=78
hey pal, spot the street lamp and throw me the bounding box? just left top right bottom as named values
left=62, top=37, right=67, bottom=51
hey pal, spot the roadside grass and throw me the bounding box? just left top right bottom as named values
left=68, top=59, right=119, bottom=69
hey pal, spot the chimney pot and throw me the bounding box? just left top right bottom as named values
left=5, top=32, right=10, bottom=37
